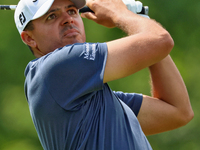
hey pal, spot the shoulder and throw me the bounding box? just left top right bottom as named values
left=24, top=42, right=108, bottom=81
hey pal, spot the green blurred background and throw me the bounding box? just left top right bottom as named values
left=0, top=0, right=199, bottom=149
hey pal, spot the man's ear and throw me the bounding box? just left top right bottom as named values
left=21, top=31, right=37, bottom=48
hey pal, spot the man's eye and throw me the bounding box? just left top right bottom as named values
left=47, top=14, right=56, bottom=20
left=68, top=9, right=77, bottom=15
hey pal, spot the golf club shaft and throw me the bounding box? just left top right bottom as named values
left=0, top=5, right=16, bottom=10
left=79, top=6, right=148, bottom=14
left=79, top=6, right=149, bottom=15
left=0, top=5, right=148, bottom=15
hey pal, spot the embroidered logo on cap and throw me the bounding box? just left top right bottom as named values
left=19, top=12, right=26, bottom=25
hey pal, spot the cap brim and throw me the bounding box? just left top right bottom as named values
left=33, top=0, right=55, bottom=20
left=33, top=0, right=86, bottom=20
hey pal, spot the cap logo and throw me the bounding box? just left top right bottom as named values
left=19, top=12, right=26, bottom=25
left=33, top=0, right=38, bottom=2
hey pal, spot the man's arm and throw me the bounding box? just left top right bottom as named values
left=137, top=55, right=194, bottom=135
left=81, top=0, right=193, bottom=134
left=81, top=0, right=174, bottom=83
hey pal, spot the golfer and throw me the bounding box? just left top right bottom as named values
left=14, top=0, right=193, bottom=149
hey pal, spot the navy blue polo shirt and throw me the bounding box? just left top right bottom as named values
left=24, top=43, right=152, bottom=150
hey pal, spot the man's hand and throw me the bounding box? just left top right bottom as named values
left=81, top=0, right=127, bottom=28
left=122, top=0, right=142, bottom=14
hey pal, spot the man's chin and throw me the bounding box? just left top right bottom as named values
left=62, top=38, right=85, bottom=46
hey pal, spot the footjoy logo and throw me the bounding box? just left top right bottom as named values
left=19, top=12, right=26, bottom=25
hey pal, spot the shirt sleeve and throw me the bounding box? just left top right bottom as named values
left=113, top=91, right=143, bottom=117
left=40, top=43, right=108, bottom=110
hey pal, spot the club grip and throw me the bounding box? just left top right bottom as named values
left=79, top=6, right=148, bottom=15
left=79, top=6, right=94, bottom=13
left=138, top=6, right=149, bottom=15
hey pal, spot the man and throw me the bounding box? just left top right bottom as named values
left=14, top=0, right=194, bottom=149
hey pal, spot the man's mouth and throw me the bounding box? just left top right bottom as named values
left=61, top=25, right=80, bottom=38
left=63, top=29, right=79, bottom=37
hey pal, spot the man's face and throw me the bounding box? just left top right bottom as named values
left=30, top=0, right=86, bottom=55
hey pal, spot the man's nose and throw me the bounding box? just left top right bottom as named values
left=61, top=12, right=74, bottom=26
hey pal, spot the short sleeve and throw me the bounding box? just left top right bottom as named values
left=113, top=91, right=143, bottom=116
left=39, top=43, right=108, bottom=110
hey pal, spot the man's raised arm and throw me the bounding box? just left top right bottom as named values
left=81, top=0, right=193, bottom=135
left=138, top=56, right=194, bottom=135
left=81, top=0, right=173, bottom=83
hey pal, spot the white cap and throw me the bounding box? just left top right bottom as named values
left=14, top=0, right=86, bottom=34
